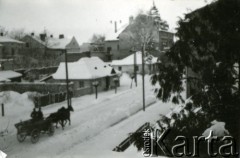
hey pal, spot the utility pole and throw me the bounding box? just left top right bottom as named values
left=134, top=50, right=137, bottom=87
left=64, top=49, right=70, bottom=107
left=141, top=44, right=146, bottom=111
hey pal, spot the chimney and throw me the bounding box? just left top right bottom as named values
left=39, top=33, right=46, bottom=41
left=31, top=32, right=34, bottom=36
left=50, top=35, right=53, bottom=38
left=114, top=21, right=117, bottom=33
left=59, top=34, right=64, bottom=39
left=129, top=16, right=134, bottom=24
left=0, top=33, right=3, bottom=36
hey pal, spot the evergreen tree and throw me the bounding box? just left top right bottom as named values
left=132, top=0, right=240, bottom=156
left=152, top=0, right=240, bottom=141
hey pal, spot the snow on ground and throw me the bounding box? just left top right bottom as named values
left=59, top=101, right=174, bottom=158
left=0, top=91, right=34, bottom=132
left=0, top=73, right=175, bottom=158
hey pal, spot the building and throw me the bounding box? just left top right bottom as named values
left=0, top=34, right=25, bottom=70
left=0, top=70, right=22, bottom=82
left=104, top=3, right=174, bottom=61
left=22, top=33, right=80, bottom=53
left=0, top=59, right=14, bottom=71
left=111, top=51, right=159, bottom=74
left=51, top=57, right=120, bottom=97
left=21, top=33, right=81, bottom=67
left=0, top=34, right=25, bottom=59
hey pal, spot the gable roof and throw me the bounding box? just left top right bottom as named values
left=0, top=36, right=24, bottom=44
left=111, top=51, right=159, bottom=66
left=105, top=24, right=128, bottom=41
left=25, top=35, right=73, bottom=50
left=47, top=37, right=72, bottom=49
left=0, top=70, right=22, bottom=80
left=53, top=57, right=119, bottom=80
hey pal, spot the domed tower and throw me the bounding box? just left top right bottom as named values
left=149, top=0, right=169, bottom=31
left=149, top=1, right=161, bottom=22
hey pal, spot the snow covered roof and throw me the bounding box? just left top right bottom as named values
left=47, top=37, right=72, bottom=49
left=0, top=36, right=24, bottom=44
left=0, top=76, right=10, bottom=82
left=29, top=35, right=72, bottom=49
left=111, top=51, right=159, bottom=66
left=80, top=43, right=91, bottom=53
left=53, top=57, right=119, bottom=80
left=0, top=70, right=22, bottom=80
left=105, top=24, right=128, bottom=41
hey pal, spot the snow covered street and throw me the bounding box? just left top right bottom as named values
left=0, top=74, right=175, bottom=158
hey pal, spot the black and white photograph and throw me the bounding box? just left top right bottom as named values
left=0, top=0, right=240, bottom=157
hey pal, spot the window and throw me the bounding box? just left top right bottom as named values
left=118, top=66, right=122, bottom=71
left=79, top=81, right=84, bottom=88
left=2, top=47, right=5, bottom=53
left=107, top=47, right=112, bottom=53
left=135, top=66, right=139, bottom=71
left=162, top=42, right=167, bottom=46
left=26, top=42, right=29, bottom=48
left=98, top=80, right=101, bottom=86
left=117, top=44, right=120, bottom=50
left=11, top=48, right=15, bottom=56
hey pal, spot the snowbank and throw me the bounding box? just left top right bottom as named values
left=0, top=91, right=34, bottom=133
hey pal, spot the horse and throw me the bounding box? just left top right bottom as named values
left=57, top=105, right=74, bottom=129
left=46, top=112, right=61, bottom=128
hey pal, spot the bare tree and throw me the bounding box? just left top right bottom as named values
left=9, top=28, right=26, bottom=40
left=0, top=26, right=8, bottom=36
left=128, top=13, right=156, bottom=51
left=90, top=34, right=105, bottom=44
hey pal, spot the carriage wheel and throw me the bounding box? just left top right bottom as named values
left=48, top=124, right=55, bottom=136
left=17, top=133, right=26, bottom=142
left=31, top=129, right=40, bottom=144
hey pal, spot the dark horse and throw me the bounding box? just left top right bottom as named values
left=46, top=112, right=61, bottom=128
left=57, top=105, right=74, bottom=129
left=47, top=105, right=74, bottom=129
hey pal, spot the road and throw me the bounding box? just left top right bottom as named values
left=1, top=74, right=174, bottom=158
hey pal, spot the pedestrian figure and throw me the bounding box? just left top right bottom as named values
left=30, top=108, right=38, bottom=120
left=37, top=107, right=43, bottom=120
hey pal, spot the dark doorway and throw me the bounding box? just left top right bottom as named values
left=106, top=76, right=110, bottom=90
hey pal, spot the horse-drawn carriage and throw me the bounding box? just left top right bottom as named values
left=14, top=105, right=73, bottom=144
left=15, top=118, right=55, bottom=144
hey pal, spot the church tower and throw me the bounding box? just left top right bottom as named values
left=149, top=0, right=169, bottom=31
left=149, top=0, right=161, bottom=21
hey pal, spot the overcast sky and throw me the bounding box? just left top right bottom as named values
left=0, top=0, right=212, bottom=44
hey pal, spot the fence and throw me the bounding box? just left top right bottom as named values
left=0, top=82, right=74, bottom=107
left=0, top=82, right=73, bottom=94
left=34, top=92, right=69, bottom=107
